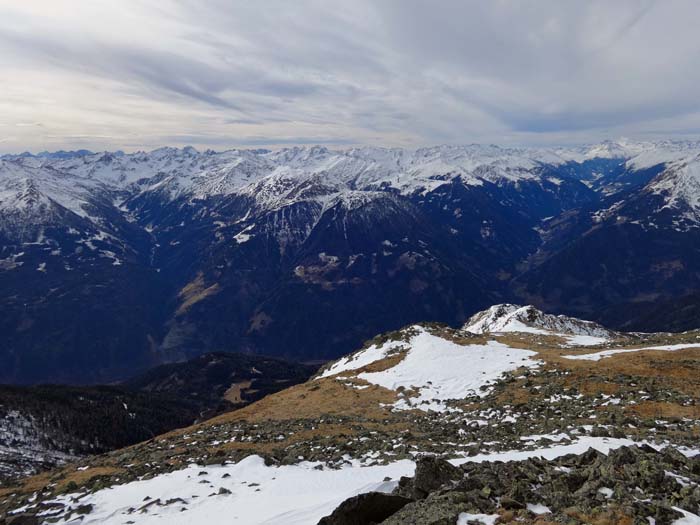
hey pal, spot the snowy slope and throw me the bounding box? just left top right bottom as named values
left=0, top=159, right=107, bottom=223
left=647, top=154, right=700, bottom=220
left=319, top=325, right=540, bottom=412
left=44, top=455, right=414, bottom=525
left=3, top=140, right=700, bottom=226
left=0, top=410, right=77, bottom=481
left=357, top=329, right=540, bottom=411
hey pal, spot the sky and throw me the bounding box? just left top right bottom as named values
left=1, top=0, right=700, bottom=153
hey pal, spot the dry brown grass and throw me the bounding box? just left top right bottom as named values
left=578, top=381, right=621, bottom=396
left=0, top=466, right=125, bottom=498
left=175, top=272, right=221, bottom=316
left=563, top=507, right=634, bottom=525
left=224, top=380, right=254, bottom=404
left=57, top=466, right=124, bottom=490
left=625, top=401, right=700, bottom=420
left=538, top=347, right=700, bottom=396
left=210, top=377, right=397, bottom=424
left=494, top=379, right=539, bottom=406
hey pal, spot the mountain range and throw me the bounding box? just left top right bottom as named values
left=2, top=140, right=700, bottom=383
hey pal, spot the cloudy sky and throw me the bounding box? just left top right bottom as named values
left=1, top=0, right=700, bottom=153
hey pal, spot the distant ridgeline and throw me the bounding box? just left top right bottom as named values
left=1, top=141, right=700, bottom=383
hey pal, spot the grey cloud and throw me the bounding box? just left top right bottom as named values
left=1, top=0, right=700, bottom=152
left=161, top=134, right=358, bottom=147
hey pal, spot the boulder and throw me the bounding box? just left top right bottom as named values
left=317, top=492, right=412, bottom=525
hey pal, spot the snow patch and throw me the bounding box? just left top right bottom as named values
left=527, top=503, right=551, bottom=514
left=356, top=328, right=540, bottom=412
left=672, top=507, right=700, bottom=525
left=457, top=513, right=499, bottom=525
left=563, top=343, right=700, bottom=362
left=318, top=337, right=408, bottom=378
left=47, top=455, right=415, bottom=525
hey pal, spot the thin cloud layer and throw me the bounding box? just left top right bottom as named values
left=1, top=0, right=699, bottom=152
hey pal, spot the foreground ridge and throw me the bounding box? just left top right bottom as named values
left=1, top=307, right=699, bottom=523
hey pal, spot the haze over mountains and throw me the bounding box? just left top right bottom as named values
left=2, top=139, right=700, bottom=384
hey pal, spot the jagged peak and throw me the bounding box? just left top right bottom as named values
left=648, top=153, right=700, bottom=215
left=5, top=141, right=700, bottom=224
left=462, top=304, right=617, bottom=342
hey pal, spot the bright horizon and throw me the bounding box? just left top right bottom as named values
left=1, top=137, right=687, bottom=157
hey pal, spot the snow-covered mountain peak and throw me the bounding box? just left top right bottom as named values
left=647, top=153, right=700, bottom=219
left=582, top=139, right=639, bottom=160
left=462, top=304, right=616, bottom=344
left=5, top=140, right=700, bottom=230
left=0, top=159, right=99, bottom=224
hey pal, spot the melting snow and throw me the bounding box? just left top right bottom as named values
left=318, top=338, right=408, bottom=378
left=563, top=343, right=700, bottom=361
left=451, top=436, right=642, bottom=465
left=356, top=328, right=540, bottom=412
left=48, top=456, right=414, bottom=525
left=564, top=334, right=609, bottom=346
left=457, top=513, right=499, bottom=525
left=527, top=503, right=552, bottom=514
left=43, top=437, right=695, bottom=525
left=672, top=507, right=700, bottom=525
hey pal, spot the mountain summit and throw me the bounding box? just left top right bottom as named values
left=463, top=304, right=618, bottom=344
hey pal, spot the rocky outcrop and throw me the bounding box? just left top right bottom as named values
left=325, top=446, right=700, bottom=525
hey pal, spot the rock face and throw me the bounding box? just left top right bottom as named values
left=2, top=141, right=700, bottom=385
left=394, top=457, right=463, bottom=500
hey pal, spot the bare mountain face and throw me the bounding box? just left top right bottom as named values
left=2, top=305, right=699, bottom=523
left=2, top=141, right=700, bottom=383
